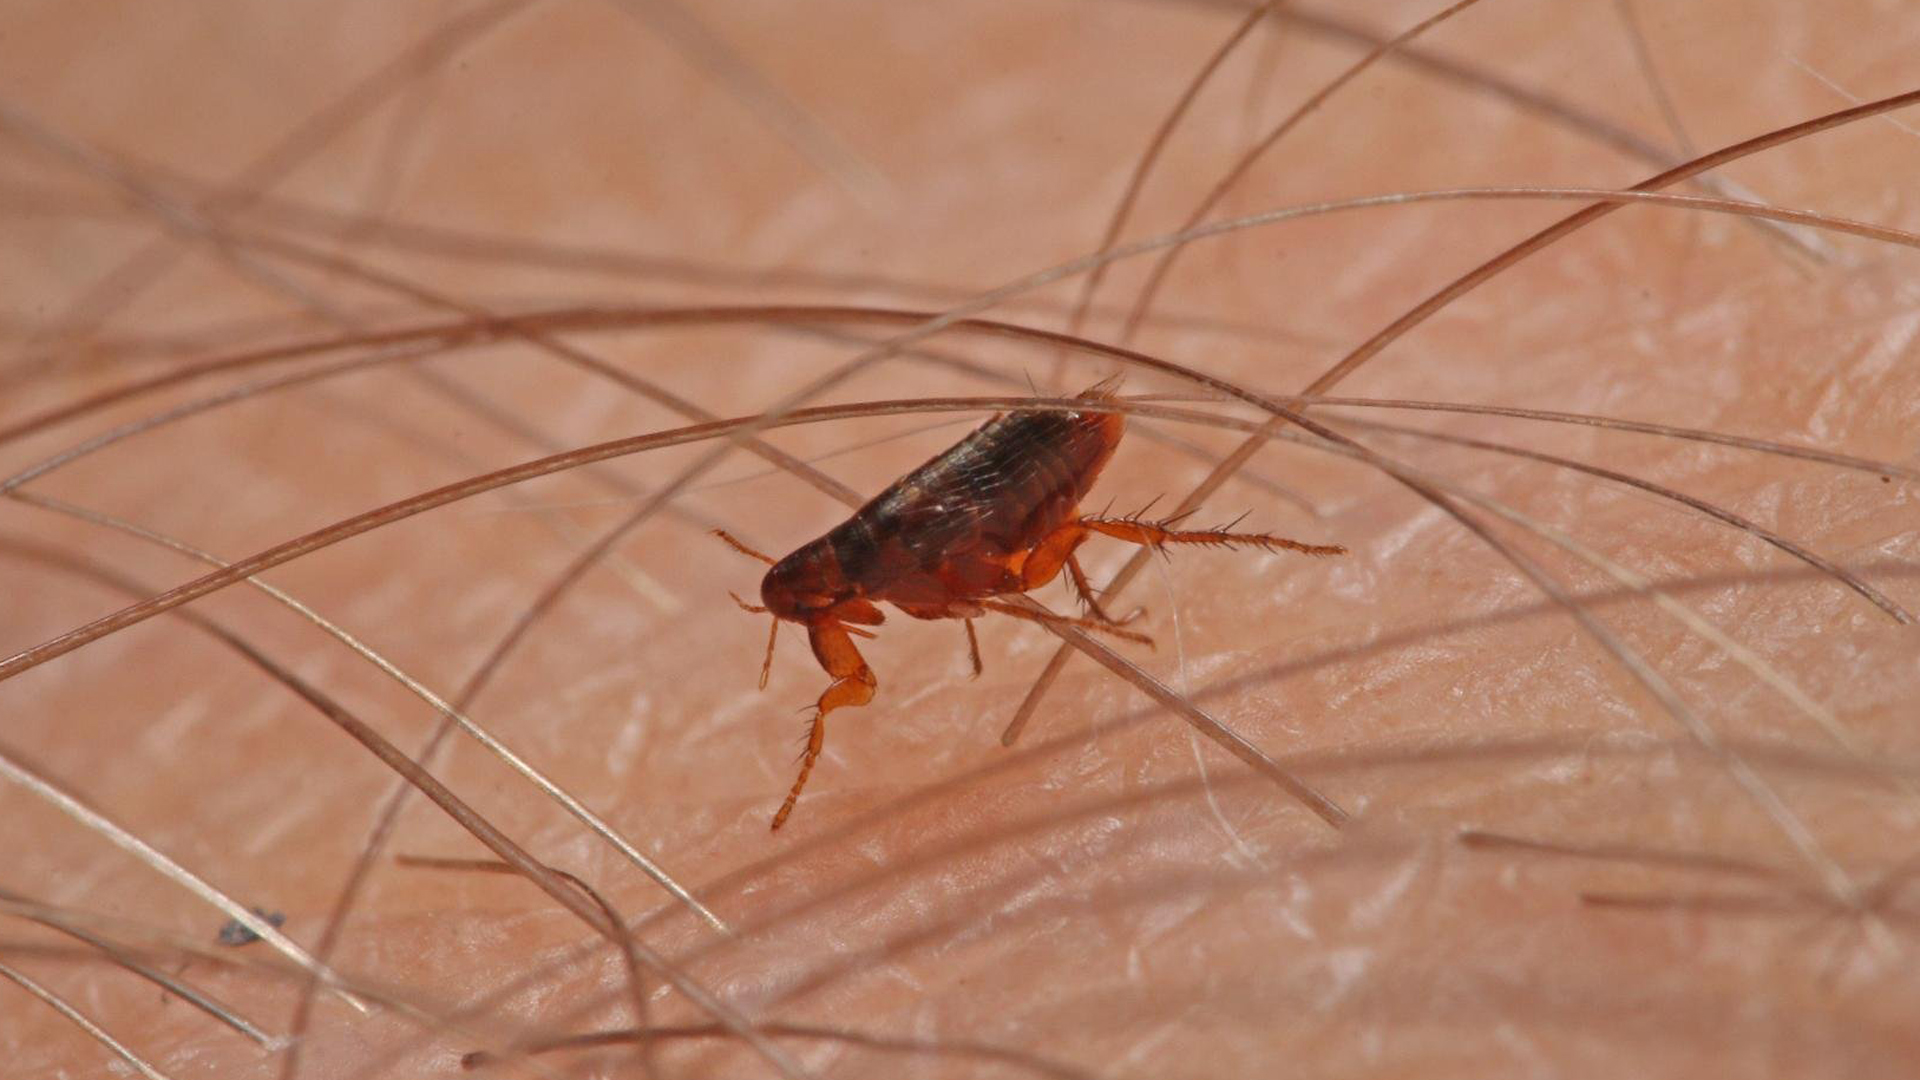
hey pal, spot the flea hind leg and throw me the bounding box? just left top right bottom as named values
left=1064, top=551, right=1138, bottom=626
left=978, top=598, right=1153, bottom=647
left=1080, top=513, right=1346, bottom=557
left=773, top=620, right=877, bottom=831
left=1018, top=526, right=1142, bottom=629
left=1015, top=522, right=1090, bottom=594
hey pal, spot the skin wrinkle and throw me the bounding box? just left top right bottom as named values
left=3, top=2, right=1918, bottom=1078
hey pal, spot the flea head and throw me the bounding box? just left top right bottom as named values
left=760, top=543, right=842, bottom=621
left=760, top=540, right=884, bottom=627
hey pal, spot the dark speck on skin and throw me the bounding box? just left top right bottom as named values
left=216, top=907, right=286, bottom=947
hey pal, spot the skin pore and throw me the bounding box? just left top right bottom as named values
left=1, top=1, right=1916, bottom=1077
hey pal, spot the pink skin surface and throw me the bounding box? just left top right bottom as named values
left=1, top=2, right=1917, bottom=1077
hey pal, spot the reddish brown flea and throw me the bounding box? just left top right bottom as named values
left=721, top=380, right=1346, bottom=830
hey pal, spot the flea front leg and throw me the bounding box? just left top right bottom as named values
left=772, top=619, right=877, bottom=831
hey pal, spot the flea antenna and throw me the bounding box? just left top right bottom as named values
left=713, top=528, right=777, bottom=565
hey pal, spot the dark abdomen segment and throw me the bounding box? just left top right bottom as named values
left=829, top=402, right=1124, bottom=605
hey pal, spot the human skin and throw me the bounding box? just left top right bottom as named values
left=1, top=1, right=1917, bottom=1078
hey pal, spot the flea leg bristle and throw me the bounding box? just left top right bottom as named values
left=1081, top=515, right=1346, bottom=558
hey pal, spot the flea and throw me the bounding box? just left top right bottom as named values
left=720, top=380, right=1344, bottom=829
